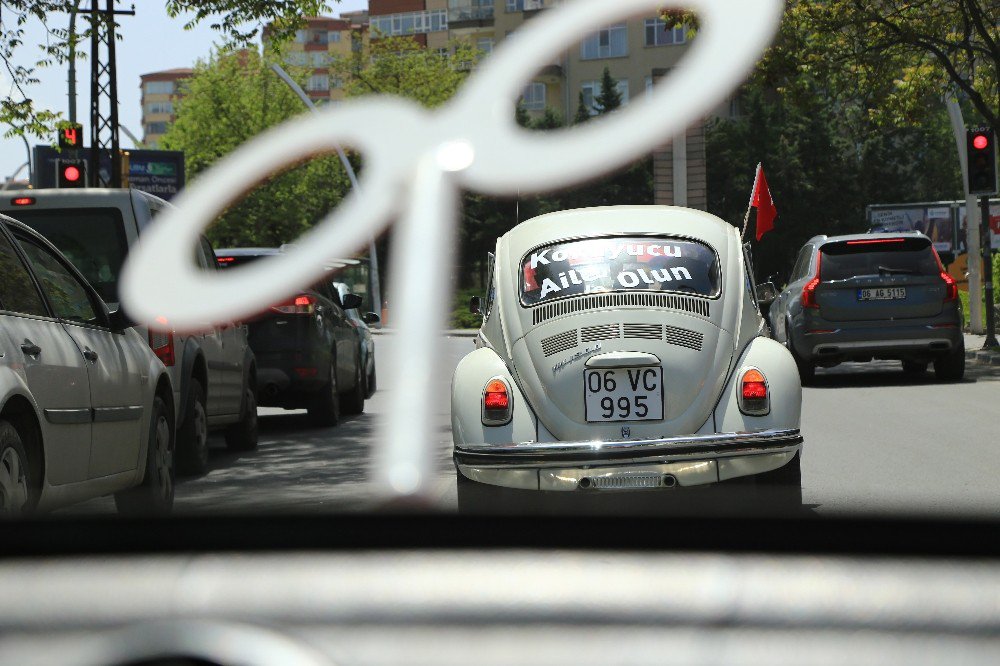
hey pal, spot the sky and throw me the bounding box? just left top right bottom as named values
left=0, top=0, right=369, bottom=182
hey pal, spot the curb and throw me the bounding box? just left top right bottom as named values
left=372, top=328, right=479, bottom=338
left=973, top=350, right=1000, bottom=366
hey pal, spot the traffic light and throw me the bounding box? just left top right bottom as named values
left=967, top=127, right=997, bottom=196
left=56, top=159, right=87, bottom=188
left=57, top=123, right=83, bottom=150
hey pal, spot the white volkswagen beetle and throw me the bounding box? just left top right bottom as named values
left=451, top=205, right=802, bottom=505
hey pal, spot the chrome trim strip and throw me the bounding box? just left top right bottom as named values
left=455, top=428, right=802, bottom=466
left=43, top=408, right=92, bottom=425
left=93, top=406, right=143, bottom=423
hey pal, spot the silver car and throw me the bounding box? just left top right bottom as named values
left=769, top=232, right=964, bottom=383
left=0, top=215, right=174, bottom=515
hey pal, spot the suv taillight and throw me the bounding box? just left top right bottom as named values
left=148, top=330, right=175, bottom=366
left=271, top=294, right=317, bottom=315
left=932, top=249, right=958, bottom=302
left=802, top=251, right=821, bottom=309
left=738, top=367, right=769, bottom=415
left=482, top=377, right=512, bottom=426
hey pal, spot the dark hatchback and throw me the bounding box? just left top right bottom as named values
left=769, top=232, right=964, bottom=383
left=215, top=248, right=367, bottom=425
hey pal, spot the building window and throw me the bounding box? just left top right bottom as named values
left=644, top=19, right=686, bottom=46
left=144, top=81, right=174, bottom=95
left=331, top=76, right=344, bottom=90
left=521, top=82, right=546, bottom=110
left=310, top=30, right=328, bottom=44
left=295, top=29, right=308, bottom=43
left=145, top=122, right=168, bottom=135
left=329, top=31, right=341, bottom=43
left=306, top=73, right=329, bottom=91
left=581, top=78, right=629, bottom=115
left=311, top=52, right=328, bottom=67
left=145, top=101, right=173, bottom=115
left=580, top=23, right=627, bottom=60
left=505, top=0, right=524, bottom=11
left=476, top=37, right=494, bottom=54
left=371, top=10, right=448, bottom=37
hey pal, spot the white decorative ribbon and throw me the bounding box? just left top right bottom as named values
left=119, top=0, right=783, bottom=498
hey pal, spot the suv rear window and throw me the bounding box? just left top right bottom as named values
left=11, top=208, right=128, bottom=304
left=820, top=237, right=939, bottom=281
left=520, top=236, right=721, bottom=306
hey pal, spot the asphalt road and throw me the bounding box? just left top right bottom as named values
left=65, top=332, right=1000, bottom=518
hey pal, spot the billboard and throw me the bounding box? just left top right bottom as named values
left=30, top=145, right=185, bottom=200
left=957, top=202, right=1000, bottom=252
left=867, top=203, right=955, bottom=253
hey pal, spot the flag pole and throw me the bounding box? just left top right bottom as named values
left=741, top=162, right=762, bottom=240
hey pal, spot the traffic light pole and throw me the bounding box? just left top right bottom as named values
left=982, top=194, right=998, bottom=348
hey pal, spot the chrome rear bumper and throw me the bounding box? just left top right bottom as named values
left=454, top=428, right=803, bottom=491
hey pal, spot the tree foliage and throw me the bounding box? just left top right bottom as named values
left=0, top=0, right=329, bottom=140
left=159, top=47, right=350, bottom=247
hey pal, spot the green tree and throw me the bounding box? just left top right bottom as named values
left=573, top=91, right=591, bottom=124
left=594, top=67, right=623, bottom=114
left=160, top=47, right=350, bottom=247
left=0, top=0, right=331, bottom=141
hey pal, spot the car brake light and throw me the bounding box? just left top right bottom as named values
left=271, top=294, right=317, bottom=315
left=217, top=256, right=235, bottom=264
left=148, top=329, right=175, bottom=367
left=846, top=238, right=905, bottom=245
left=10, top=197, right=34, bottom=206
left=940, top=271, right=958, bottom=301
left=738, top=367, right=769, bottom=416
left=482, top=377, right=512, bottom=426
left=802, top=253, right=821, bottom=309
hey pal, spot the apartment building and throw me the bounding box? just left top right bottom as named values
left=267, top=16, right=365, bottom=104
left=365, top=0, right=707, bottom=208
left=139, top=68, right=193, bottom=148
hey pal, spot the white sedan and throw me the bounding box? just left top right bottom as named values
left=0, top=215, right=174, bottom=515
left=451, top=206, right=802, bottom=506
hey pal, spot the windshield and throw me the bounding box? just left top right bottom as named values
left=11, top=208, right=128, bottom=305
left=820, top=238, right=940, bottom=280
left=520, top=237, right=721, bottom=305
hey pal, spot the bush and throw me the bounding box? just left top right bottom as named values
left=450, top=288, right=484, bottom=330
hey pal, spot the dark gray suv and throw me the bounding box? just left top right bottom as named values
left=769, top=232, right=964, bottom=383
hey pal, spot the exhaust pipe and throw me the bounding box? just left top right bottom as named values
left=661, top=474, right=677, bottom=488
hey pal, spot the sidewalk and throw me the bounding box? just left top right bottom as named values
left=964, top=332, right=1000, bottom=366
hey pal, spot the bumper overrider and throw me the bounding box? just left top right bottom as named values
left=455, top=428, right=803, bottom=491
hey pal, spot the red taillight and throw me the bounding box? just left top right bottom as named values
left=845, top=238, right=906, bottom=245
left=217, top=256, right=235, bottom=265
left=294, top=367, right=318, bottom=378
left=148, top=329, right=175, bottom=367
left=940, top=271, right=958, bottom=301
left=482, top=378, right=512, bottom=425
left=739, top=368, right=769, bottom=415
left=802, top=252, right=821, bottom=308
left=271, top=294, right=317, bottom=315
left=10, top=197, right=34, bottom=206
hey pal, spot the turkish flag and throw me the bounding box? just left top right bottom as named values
left=751, top=165, right=777, bottom=241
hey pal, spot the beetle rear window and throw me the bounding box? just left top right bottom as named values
left=520, top=236, right=721, bottom=306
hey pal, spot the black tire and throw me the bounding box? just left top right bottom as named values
left=308, top=360, right=341, bottom=427
left=789, top=340, right=814, bottom=385
left=224, top=385, right=259, bottom=452
left=115, top=395, right=174, bottom=516
left=902, top=360, right=928, bottom=375
left=341, top=356, right=365, bottom=415
left=0, top=420, right=34, bottom=516
left=934, top=342, right=965, bottom=382
left=754, top=452, right=803, bottom=511
left=176, top=379, right=209, bottom=475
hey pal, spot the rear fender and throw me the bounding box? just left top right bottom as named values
left=451, top=347, right=536, bottom=448
left=714, top=336, right=801, bottom=434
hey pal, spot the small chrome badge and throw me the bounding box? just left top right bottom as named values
left=551, top=342, right=602, bottom=375
left=621, top=426, right=631, bottom=438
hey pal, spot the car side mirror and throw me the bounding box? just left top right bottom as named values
left=362, top=311, right=380, bottom=325
left=469, top=295, right=482, bottom=315
left=755, top=281, right=777, bottom=307
left=342, top=293, right=363, bottom=309
left=108, top=306, right=135, bottom=333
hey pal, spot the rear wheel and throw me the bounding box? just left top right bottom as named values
left=224, top=386, right=259, bottom=451
left=934, top=342, right=966, bottom=382
left=366, top=352, right=377, bottom=397
left=342, top=357, right=365, bottom=415
left=902, top=360, right=928, bottom=375
left=789, top=341, right=814, bottom=385
left=115, top=396, right=174, bottom=516
left=0, top=421, right=33, bottom=516
left=754, top=452, right=803, bottom=512
left=308, top=360, right=341, bottom=427
left=177, top=379, right=209, bottom=475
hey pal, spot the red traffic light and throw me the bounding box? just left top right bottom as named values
left=63, top=165, right=81, bottom=182
left=973, top=134, right=989, bottom=151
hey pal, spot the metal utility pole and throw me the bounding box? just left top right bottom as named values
left=85, top=0, right=134, bottom=187
left=947, top=99, right=984, bottom=333
left=982, top=194, right=997, bottom=347
left=67, top=0, right=83, bottom=124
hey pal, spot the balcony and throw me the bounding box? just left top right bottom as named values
left=448, top=4, right=494, bottom=28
